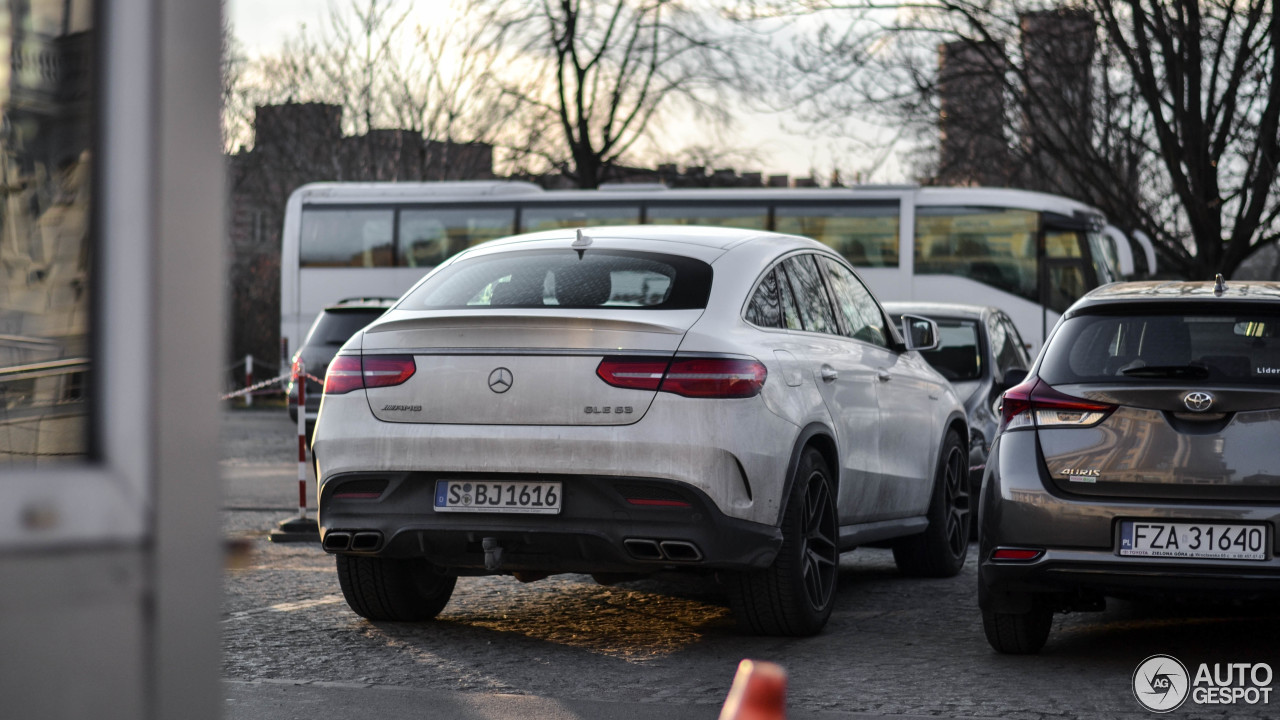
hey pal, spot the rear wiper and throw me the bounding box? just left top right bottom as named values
left=1120, top=365, right=1210, bottom=379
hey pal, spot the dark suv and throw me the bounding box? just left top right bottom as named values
left=287, top=298, right=396, bottom=428
left=980, top=279, right=1280, bottom=653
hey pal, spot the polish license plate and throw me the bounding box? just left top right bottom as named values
left=434, top=480, right=562, bottom=515
left=1119, top=521, right=1268, bottom=561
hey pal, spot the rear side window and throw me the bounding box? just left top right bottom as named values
left=782, top=255, right=840, bottom=334
left=918, top=320, right=982, bottom=381
left=1040, top=310, right=1280, bottom=385
left=304, top=310, right=388, bottom=346
left=745, top=268, right=784, bottom=328
left=400, top=249, right=712, bottom=310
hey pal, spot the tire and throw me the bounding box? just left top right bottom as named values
left=981, top=595, right=1053, bottom=654
left=893, top=429, right=969, bottom=577
left=729, top=447, right=839, bottom=636
left=336, top=554, right=456, bottom=621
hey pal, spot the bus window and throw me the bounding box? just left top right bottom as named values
left=521, top=205, right=639, bottom=232
left=645, top=204, right=768, bottom=229
left=774, top=203, right=899, bottom=268
left=399, top=208, right=514, bottom=267
left=300, top=209, right=395, bottom=267
left=1045, top=230, right=1083, bottom=258
left=1046, top=264, right=1087, bottom=314
left=914, top=207, right=1038, bottom=303
left=1088, top=232, right=1120, bottom=285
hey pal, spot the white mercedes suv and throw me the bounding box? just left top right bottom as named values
left=312, top=226, right=969, bottom=636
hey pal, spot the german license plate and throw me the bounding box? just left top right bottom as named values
left=1119, top=521, right=1267, bottom=561
left=434, top=480, right=561, bottom=515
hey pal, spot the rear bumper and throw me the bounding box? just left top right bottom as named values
left=980, top=432, right=1280, bottom=604
left=311, top=391, right=798, bottom=527
left=319, top=471, right=782, bottom=573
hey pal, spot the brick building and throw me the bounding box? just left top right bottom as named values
left=225, top=103, right=495, bottom=370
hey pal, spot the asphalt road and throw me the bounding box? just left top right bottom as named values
left=221, top=407, right=1280, bottom=719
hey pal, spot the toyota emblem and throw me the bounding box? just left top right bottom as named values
left=1183, top=391, right=1214, bottom=412
left=488, top=367, right=513, bottom=394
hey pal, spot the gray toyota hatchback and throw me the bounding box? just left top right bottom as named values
left=979, top=278, right=1280, bottom=653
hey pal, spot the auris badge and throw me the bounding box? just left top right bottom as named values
left=488, top=367, right=513, bottom=394
left=1184, top=391, right=1214, bottom=412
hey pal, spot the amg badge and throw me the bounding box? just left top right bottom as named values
left=381, top=404, right=422, bottom=412
left=584, top=406, right=634, bottom=415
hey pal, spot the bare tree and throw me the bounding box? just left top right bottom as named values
left=741, top=0, right=1280, bottom=279
left=478, top=0, right=761, bottom=188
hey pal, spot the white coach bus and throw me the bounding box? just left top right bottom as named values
left=278, top=181, right=1152, bottom=366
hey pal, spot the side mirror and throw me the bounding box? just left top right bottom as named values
left=900, top=314, right=939, bottom=352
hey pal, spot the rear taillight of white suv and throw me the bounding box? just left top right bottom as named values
left=597, top=356, right=767, bottom=398
left=324, top=355, right=416, bottom=395
left=998, top=377, right=1115, bottom=434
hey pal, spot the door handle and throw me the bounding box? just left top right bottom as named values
left=820, top=365, right=838, bottom=382
left=876, top=370, right=891, bottom=382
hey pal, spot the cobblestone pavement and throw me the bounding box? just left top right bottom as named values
left=222, top=409, right=1280, bottom=719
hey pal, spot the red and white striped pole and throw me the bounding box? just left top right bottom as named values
left=296, top=358, right=308, bottom=518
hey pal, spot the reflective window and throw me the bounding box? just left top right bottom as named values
left=400, top=249, right=712, bottom=310
left=1045, top=263, right=1087, bottom=314
left=399, top=208, right=514, bottom=267
left=988, top=313, right=1030, bottom=375
left=817, top=257, right=888, bottom=347
left=915, top=207, right=1038, bottom=302
left=918, top=320, right=981, bottom=381
left=777, top=262, right=803, bottom=331
left=1040, top=312, right=1280, bottom=386
left=774, top=203, right=899, bottom=267
left=521, top=204, right=639, bottom=233
left=782, top=255, right=838, bottom=335
left=646, top=204, right=767, bottom=229
left=745, top=268, right=783, bottom=329
left=1, top=0, right=95, bottom=467
left=299, top=209, right=395, bottom=267
left=1045, top=230, right=1084, bottom=258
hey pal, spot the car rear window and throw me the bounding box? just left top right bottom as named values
left=916, top=320, right=982, bottom=382
left=400, top=249, right=713, bottom=310
left=1039, top=309, right=1280, bottom=385
left=305, top=309, right=388, bottom=345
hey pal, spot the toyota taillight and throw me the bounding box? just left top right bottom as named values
left=997, top=378, right=1115, bottom=434
left=597, top=356, right=767, bottom=399
left=323, top=355, right=416, bottom=395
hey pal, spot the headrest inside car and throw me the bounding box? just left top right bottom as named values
left=554, top=265, right=613, bottom=306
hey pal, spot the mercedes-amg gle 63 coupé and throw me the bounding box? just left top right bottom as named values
left=312, top=226, right=969, bottom=636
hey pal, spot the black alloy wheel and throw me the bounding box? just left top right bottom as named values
left=729, top=447, right=839, bottom=636
left=893, top=429, right=969, bottom=577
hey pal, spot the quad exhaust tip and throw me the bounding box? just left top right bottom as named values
left=322, top=530, right=383, bottom=553
left=624, top=538, right=703, bottom=562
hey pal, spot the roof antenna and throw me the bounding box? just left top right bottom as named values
left=1214, top=273, right=1227, bottom=296
left=572, top=228, right=592, bottom=260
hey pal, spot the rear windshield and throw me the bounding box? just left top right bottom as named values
left=399, top=249, right=713, bottom=310
left=305, top=309, right=388, bottom=346
left=1040, top=310, right=1280, bottom=385
left=916, top=320, right=982, bottom=382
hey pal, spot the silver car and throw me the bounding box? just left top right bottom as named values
left=980, top=279, right=1280, bottom=653
left=881, top=301, right=1032, bottom=475
left=312, top=226, right=969, bottom=636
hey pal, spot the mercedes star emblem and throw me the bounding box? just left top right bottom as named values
left=1183, top=391, right=1214, bottom=412
left=488, top=367, right=513, bottom=394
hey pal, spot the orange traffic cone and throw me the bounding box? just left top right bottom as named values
left=718, top=659, right=787, bottom=720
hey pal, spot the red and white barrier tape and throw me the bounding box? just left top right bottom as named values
left=220, top=372, right=290, bottom=401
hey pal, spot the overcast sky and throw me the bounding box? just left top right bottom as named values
left=225, top=0, right=900, bottom=181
